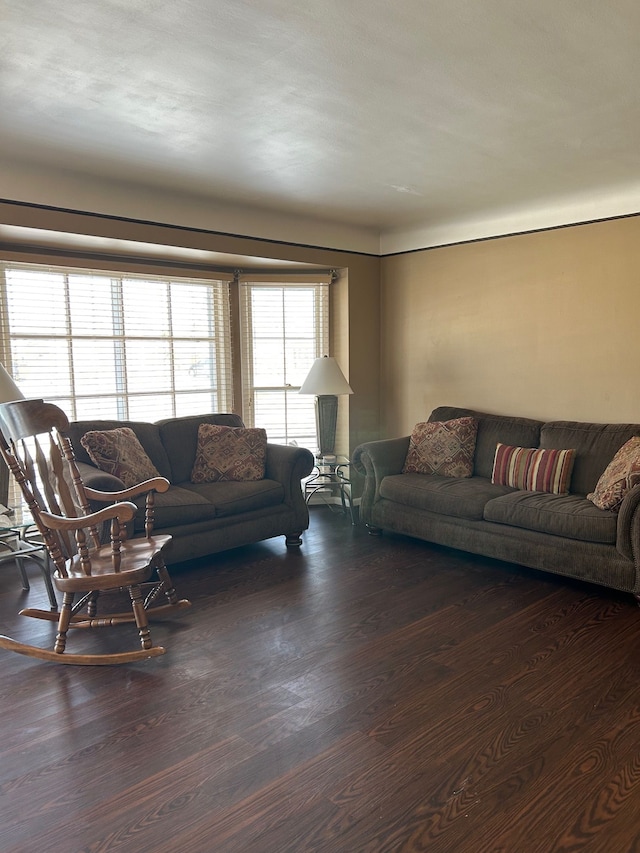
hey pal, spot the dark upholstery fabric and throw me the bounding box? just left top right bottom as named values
left=157, top=413, right=244, bottom=483
left=132, top=485, right=217, bottom=532
left=179, top=479, right=284, bottom=518
left=68, top=419, right=172, bottom=480
left=380, top=473, right=514, bottom=521
left=369, top=498, right=637, bottom=593
left=429, top=407, right=543, bottom=479
left=540, top=421, right=640, bottom=497
left=69, top=412, right=313, bottom=564
left=483, top=491, right=617, bottom=544
left=353, top=407, right=640, bottom=595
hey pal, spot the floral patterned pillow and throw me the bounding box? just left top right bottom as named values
left=587, top=436, right=640, bottom=511
left=190, top=423, right=267, bottom=483
left=80, top=427, right=161, bottom=488
left=403, top=417, right=478, bottom=478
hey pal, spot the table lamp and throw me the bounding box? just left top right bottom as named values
left=0, top=363, right=24, bottom=506
left=299, top=355, right=353, bottom=458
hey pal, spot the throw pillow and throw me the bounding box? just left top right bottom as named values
left=80, top=427, right=161, bottom=488
left=587, top=436, right=640, bottom=511
left=191, top=423, right=267, bottom=483
left=402, top=417, right=478, bottom=478
left=492, top=442, right=575, bottom=494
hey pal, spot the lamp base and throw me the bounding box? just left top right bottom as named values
left=315, top=395, right=338, bottom=457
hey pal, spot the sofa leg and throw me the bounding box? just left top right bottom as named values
left=366, top=525, right=382, bottom=536
left=285, top=533, right=303, bottom=547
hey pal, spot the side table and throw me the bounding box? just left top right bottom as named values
left=304, top=455, right=356, bottom=524
left=0, top=512, right=57, bottom=610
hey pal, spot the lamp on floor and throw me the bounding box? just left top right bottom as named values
left=299, top=355, right=353, bottom=459
left=0, top=364, right=24, bottom=507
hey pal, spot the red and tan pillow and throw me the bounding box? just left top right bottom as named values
left=80, top=427, right=161, bottom=488
left=492, top=442, right=575, bottom=495
left=403, top=417, right=478, bottom=478
left=587, top=436, right=640, bottom=511
left=191, top=423, right=267, bottom=483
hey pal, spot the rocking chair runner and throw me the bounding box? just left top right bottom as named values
left=0, top=399, right=190, bottom=665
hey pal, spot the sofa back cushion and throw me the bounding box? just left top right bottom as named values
left=68, top=419, right=172, bottom=480
left=429, top=407, right=543, bottom=479
left=157, top=413, right=245, bottom=483
left=540, top=420, right=640, bottom=496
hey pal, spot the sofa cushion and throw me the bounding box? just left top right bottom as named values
left=403, top=417, right=477, bottom=478
left=179, top=479, right=284, bottom=518
left=132, top=478, right=285, bottom=530
left=429, top=407, right=543, bottom=479
left=380, top=473, right=515, bottom=521
left=540, top=420, right=640, bottom=496
left=491, top=443, right=575, bottom=494
left=69, top=419, right=172, bottom=480
left=156, top=413, right=245, bottom=483
left=132, top=484, right=218, bottom=531
left=191, top=423, right=267, bottom=483
left=483, top=491, right=617, bottom=544
left=587, top=436, right=640, bottom=511
left=80, top=427, right=162, bottom=488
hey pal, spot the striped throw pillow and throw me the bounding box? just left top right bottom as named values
left=492, top=442, right=575, bottom=494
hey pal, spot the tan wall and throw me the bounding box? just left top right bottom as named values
left=0, top=201, right=381, bottom=455
left=381, top=215, right=640, bottom=437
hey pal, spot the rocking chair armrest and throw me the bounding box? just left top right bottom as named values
left=39, top=501, right=138, bottom=532
left=84, top=477, right=171, bottom=502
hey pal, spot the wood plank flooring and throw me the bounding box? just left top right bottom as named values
left=2, top=507, right=640, bottom=852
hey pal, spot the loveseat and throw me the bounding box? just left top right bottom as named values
left=67, top=413, right=315, bottom=565
left=352, top=406, right=640, bottom=597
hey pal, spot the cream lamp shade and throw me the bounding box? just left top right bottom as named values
left=0, top=363, right=24, bottom=404
left=0, top=364, right=24, bottom=506
left=299, top=356, right=353, bottom=396
left=299, top=356, right=353, bottom=457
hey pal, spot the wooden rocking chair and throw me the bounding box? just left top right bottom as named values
left=0, top=399, right=190, bottom=665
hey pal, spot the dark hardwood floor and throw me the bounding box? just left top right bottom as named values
left=2, top=507, right=640, bottom=852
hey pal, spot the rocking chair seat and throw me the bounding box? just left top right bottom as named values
left=55, top=534, right=173, bottom=592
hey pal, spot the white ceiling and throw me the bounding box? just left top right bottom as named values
left=3, top=0, right=640, bottom=255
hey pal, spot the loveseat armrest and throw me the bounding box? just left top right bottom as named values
left=265, top=443, right=315, bottom=505
left=352, top=436, right=410, bottom=525
left=616, top=484, right=640, bottom=568
left=75, top=460, right=127, bottom=493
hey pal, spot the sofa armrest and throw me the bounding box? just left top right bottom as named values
left=616, top=483, right=640, bottom=564
left=352, top=436, right=410, bottom=525
left=75, top=460, right=127, bottom=492
left=265, top=443, right=315, bottom=505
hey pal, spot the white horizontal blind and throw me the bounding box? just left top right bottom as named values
left=0, top=262, right=234, bottom=421
left=239, top=279, right=330, bottom=452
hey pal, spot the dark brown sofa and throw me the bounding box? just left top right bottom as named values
left=352, top=406, right=640, bottom=597
left=67, top=413, right=315, bottom=565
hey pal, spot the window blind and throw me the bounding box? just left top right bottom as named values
left=0, top=262, right=234, bottom=421
left=238, top=277, right=331, bottom=452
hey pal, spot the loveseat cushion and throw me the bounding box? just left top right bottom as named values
left=80, top=426, right=162, bottom=487
left=483, top=491, right=617, bottom=544
left=429, top=407, right=543, bottom=479
left=131, top=478, right=285, bottom=531
left=157, top=413, right=245, bottom=483
left=132, top=484, right=219, bottom=531
left=69, top=419, right=172, bottom=480
left=179, top=479, right=284, bottom=518
left=379, top=473, right=514, bottom=521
